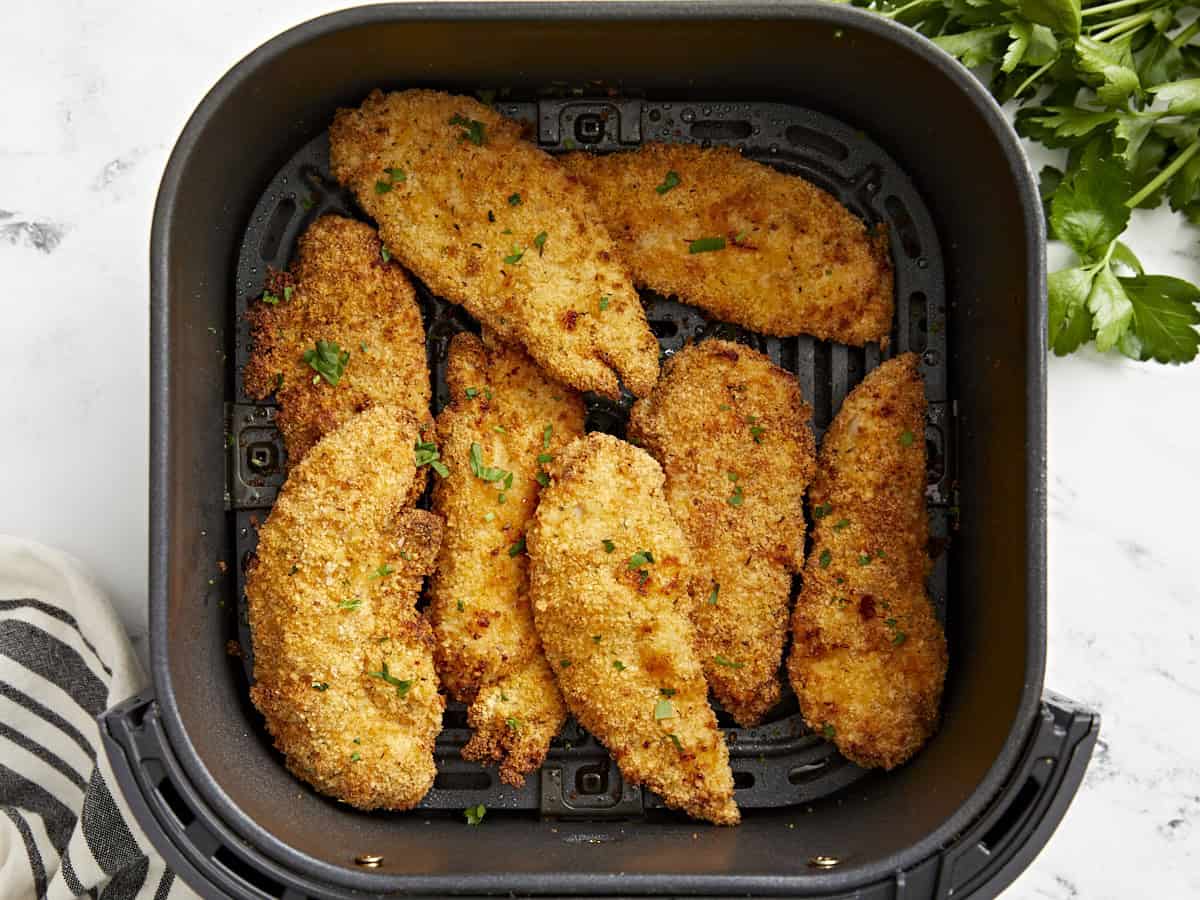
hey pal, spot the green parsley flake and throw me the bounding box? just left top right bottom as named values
left=484, top=511, right=495, bottom=522
left=900, top=430, right=915, bottom=447
left=469, top=442, right=511, bottom=483
left=508, top=537, right=526, bottom=557
left=457, top=599, right=465, bottom=612
left=449, top=113, right=486, bottom=146
left=464, top=804, right=487, bottom=826
left=543, top=424, right=553, bottom=449
left=368, top=564, right=394, bottom=580
left=728, top=485, right=744, bottom=507
left=283, top=286, right=294, bottom=302
left=381, top=247, right=391, bottom=263
left=537, top=453, right=553, bottom=464
left=655, top=170, right=681, bottom=194
left=505, top=716, right=522, bottom=730
left=415, top=440, right=449, bottom=477
left=713, top=654, right=744, bottom=669
left=627, top=550, right=654, bottom=569
left=750, top=425, right=765, bottom=443
left=560, top=659, right=572, bottom=668
left=533, top=231, right=548, bottom=255
left=654, top=698, right=675, bottom=719
left=689, top=236, right=726, bottom=254
left=665, top=733, right=683, bottom=751
left=599, top=294, right=611, bottom=312
left=858, top=553, right=873, bottom=566
left=602, top=539, right=616, bottom=553
left=592, top=635, right=602, bottom=644
left=312, top=682, right=329, bottom=692
left=834, top=518, right=851, bottom=531
left=892, top=631, right=908, bottom=646
left=727, top=471, right=739, bottom=482
left=367, top=660, right=412, bottom=697
left=302, top=340, right=350, bottom=386
left=707, top=583, right=719, bottom=606
left=350, top=751, right=362, bottom=762
left=613, top=660, right=626, bottom=671
left=338, top=598, right=362, bottom=611
left=819, top=549, right=832, bottom=568
left=535, top=471, right=550, bottom=488
left=503, top=245, right=524, bottom=264
left=660, top=687, right=677, bottom=697
left=508, top=192, right=522, bottom=205
left=822, top=723, right=836, bottom=739
left=465, top=386, right=479, bottom=398
left=813, top=502, right=832, bottom=519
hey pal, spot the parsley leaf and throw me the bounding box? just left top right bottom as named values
left=508, top=192, right=522, bottom=205
left=713, top=654, right=744, bottom=669
left=367, top=660, right=411, bottom=697
left=503, top=245, right=524, bottom=265
left=533, top=231, right=548, bottom=255
left=508, top=536, right=526, bottom=557
left=655, top=170, right=681, bottom=194
left=415, top=439, right=449, bottom=477
left=654, top=698, right=675, bottom=719
left=468, top=442, right=511, bottom=484
left=302, top=340, right=350, bottom=386
left=369, top=564, right=394, bottom=580
left=813, top=502, right=832, bottom=519
left=627, top=550, right=654, bottom=569
left=464, top=804, right=486, bottom=826
left=818, top=549, right=832, bottom=569
left=449, top=113, right=486, bottom=146
left=1050, top=141, right=1130, bottom=260
left=728, top=485, right=744, bottom=507
left=1117, top=275, right=1200, bottom=363
left=599, top=294, right=611, bottom=312
left=688, top=236, right=726, bottom=254
left=707, top=583, right=719, bottom=606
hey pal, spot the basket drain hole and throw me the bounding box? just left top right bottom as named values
left=785, top=125, right=849, bottom=161
left=649, top=319, right=679, bottom=339
left=435, top=771, right=492, bottom=791
left=214, top=845, right=286, bottom=897
left=690, top=120, right=752, bottom=141
left=442, top=707, right=470, bottom=729
left=883, top=195, right=922, bottom=259
left=258, top=197, right=297, bottom=264
left=156, top=775, right=195, bottom=828
left=733, top=771, right=756, bottom=790
left=908, top=291, right=929, bottom=354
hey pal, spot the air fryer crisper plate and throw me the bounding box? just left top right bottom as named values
left=225, top=96, right=950, bottom=817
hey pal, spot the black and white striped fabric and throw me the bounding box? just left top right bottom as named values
left=0, top=537, right=193, bottom=900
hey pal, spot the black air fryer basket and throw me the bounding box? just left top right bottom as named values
left=102, top=3, right=1099, bottom=897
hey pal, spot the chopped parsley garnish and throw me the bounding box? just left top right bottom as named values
left=533, top=231, right=548, bottom=255
left=822, top=723, right=836, bottom=739
left=535, top=471, right=550, bottom=488
left=464, top=804, right=487, bottom=826
left=374, top=166, right=406, bottom=194
left=350, top=751, right=362, bottom=762
left=613, top=660, right=626, bottom=671
left=665, top=733, right=683, bottom=751
left=834, top=518, right=851, bottom=531
left=505, top=716, right=522, bottom=730
left=369, top=564, right=394, bottom=580
left=749, top=425, right=765, bottom=443
left=689, top=236, right=726, bottom=254
left=367, top=660, right=412, bottom=697
left=503, top=245, right=525, bottom=265
left=465, top=386, right=479, bottom=398
left=360, top=341, right=368, bottom=352
left=261, top=290, right=280, bottom=305
left=713, top=654, right=744, bottom=669
left=733, top=229, right=749, bottom=244
left=707, top=583, right=719, bottom=606
left=592, top=634, right=602, bottom=643
left=283, top=286, right=294, bottom=302
left=727, top=471, right=739, bottom=482
left=627, top=550, right=654, bottom=569
left=415, top=440, right=449, bottom=477
left=507, top=192, right=522, bottom=206
left=508, top=536, right=526, bottom=557
left=302, top=340, right=350, bottom=386
left=654, top=698, right=675, bottom=719
left=312, top=682, right=329, bottom=692
left=560, top=658, right=572, bottom=668
left=900, top=430, right=915, bottom=447
left=819, top=549, right=832, bottom=568
left=381, top=247, right=390, bottom=262
left=660, top=687, right=677, bottom=697
left=728, top=485, right=744, bottom=507
left=537, top=453, right=553, bottom=464
left=858, top=553, right=873, bottom=566
left=598, top=294, right=611, bottom=312
left=602, top=539, right=616, bottom=553
left=542, top=424, right=553, bottom=449
left=892, top=631, right=908, bottom=646
left=493, top=425, right=507, bottom=434
left=457, top=599, right=465, bottom=612
left=655, top=170, right=681, bottom=194
left=813, top=502, right=832, bottom=519
left=288, top=565, right=299, bottom=575
left=338, top=598, right=362, bottom=611
left=718, top=403, right=731, bottom=411
left=468, top=442, right=511, bottom=483
left=448, top=113, right=486, bottom=146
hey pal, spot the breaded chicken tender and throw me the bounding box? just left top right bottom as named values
left=787, top=354, right=947, bottom=769
left=329, top=89, right=660, bottom=399
left=427, top=332, right=585, bottom=785
left=247, top=406, right=445, bottom=810
left=629, top=340, right=816, bottom=726
left=561, top=144, right=894, bottom=346
left=528, top=433, right=739, bottom=825
left=244, top=215, right=430, bottom=465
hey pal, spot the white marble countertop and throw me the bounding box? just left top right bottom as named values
left=2, top=2, right=1198, bottom=896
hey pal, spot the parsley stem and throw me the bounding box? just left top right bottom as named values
left=1171, top=19, right=1200, bottom=48
left=1127, top=139, right=1200, bottom=208
left=1090, top=10, right=1154, bottom=40
left=1081, top=0, right=1153, bottom=16
left=1013, top=59, right=1057, bottom=99
left=880, top=0, right=936, bottom=17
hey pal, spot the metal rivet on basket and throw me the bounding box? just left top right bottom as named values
left=355, top=854, right=384, bottom=868
left=808, top=855, right=840, bottom=869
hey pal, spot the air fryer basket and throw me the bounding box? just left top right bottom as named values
left=105, top=3, right=1098, bottom=898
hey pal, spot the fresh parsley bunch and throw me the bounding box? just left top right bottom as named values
left=842, top=0, right=1200, bottom=363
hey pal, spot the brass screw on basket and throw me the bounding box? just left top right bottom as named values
left=808, top=855, right=840, bottom=869
left=354, top=854, right=384, bottom=868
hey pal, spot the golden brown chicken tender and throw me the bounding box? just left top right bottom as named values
left=561, top=144, right=894, bottom=346
left=427, top=332, right=585, bottom=785
left=787, top=354, right=947, bottom=769
left=243, top=214, right=430, bottom=464
left=247, top=406, right=445, bottom=810
left=629, top=340, right=816, bottom=726
left=528, top=433, right=739, bottom=825
left=329, top=89, right=660, bottom=399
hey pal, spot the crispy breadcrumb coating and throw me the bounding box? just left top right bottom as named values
left=329, top=89, right=660, bottom=398
left=787, top=354, right=947, bottom=769
left=247, top=406, right=445, bottom=810
left=561, top=144, right=893, bottom=346
left=427, top=332, right=584, bottom=785
left=244, top=214, right=430, bottom=464
left=527, top=433, right=739, bottom=825
left=629, top=340, right=816, bottom=726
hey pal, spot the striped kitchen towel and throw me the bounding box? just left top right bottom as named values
left=0, top=537, right=193, bottom=900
